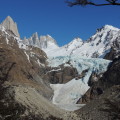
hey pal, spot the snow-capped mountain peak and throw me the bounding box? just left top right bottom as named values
left=63, top=37, right=83, bottom=51
left=96, top=25, right=120, bottom=33
left=103, top=25, right=120, bottom=31
left=45, top=25, right=120, bottom=58
left=23, top=33, right=59, bottom=50
left=70, top=37, right=83, bottom=43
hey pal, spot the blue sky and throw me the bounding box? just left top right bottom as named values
left=0, top=0, right=120, bottom=46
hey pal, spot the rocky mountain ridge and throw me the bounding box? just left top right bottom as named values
left=23, top=32, right=59, bottom=51
left=2, top=16, right=120, bottom=60
left=45, top=25, right=120, bottom=58
left=23, top=25, right=120, bottom=59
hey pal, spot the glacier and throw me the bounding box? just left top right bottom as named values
left=49, top=56, right=111, bottom=111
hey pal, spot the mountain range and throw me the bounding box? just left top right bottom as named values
left=1, top=16, right=120, bottom=59
left=0, top=16, right=120, bottom=120
left=22, top=23, right=120, bottom=59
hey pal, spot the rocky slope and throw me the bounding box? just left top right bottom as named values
left=76, top=85, right=120, bottom=120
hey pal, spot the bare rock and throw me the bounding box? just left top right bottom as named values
left=1, top=16, right=20, bottom=37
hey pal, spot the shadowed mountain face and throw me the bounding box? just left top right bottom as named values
left=104, top=38, right=120, bottom=60
left=75, top=85, right=120, bottom=120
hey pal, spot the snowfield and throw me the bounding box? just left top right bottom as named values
left=45, top=25, right=120, bottom=58
left=49, top=56, right=111, bottom=111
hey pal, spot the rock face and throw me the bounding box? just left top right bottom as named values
left=104, top=33, right=120, bottom=60
left=77, top=56, right=120, bottom=104
left=99, top=56, right=120, bottom=88
left=23, top=33, right=59, bottom=51
left=43, top=65, right=78, bottom=84
left=1, top=16, right=20, bottom=37
left=40, top=35, right=58, bottom=49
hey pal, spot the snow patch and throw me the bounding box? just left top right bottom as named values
left=46, top=68, right=61, bottom=75
left=36, top=59, right=45, bottom=67
left=6, top=37, right=9, bottom=44
left=24, top=51, right=30, bottom=62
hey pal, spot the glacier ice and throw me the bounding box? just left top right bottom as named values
left=49, top=55, right=111, bottom=111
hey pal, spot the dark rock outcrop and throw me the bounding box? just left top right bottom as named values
left=104, top=36, right=120, bottom=60
left=43, top=65, right=78, bottom=84
left=104, top=47, right=120, bottom=60
left=76, top=85, right=120, bottom=120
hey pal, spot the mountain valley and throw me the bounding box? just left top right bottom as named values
left=0, top=16, right=120, bottom=120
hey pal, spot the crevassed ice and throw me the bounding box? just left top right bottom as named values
left=49, top=56, right=111, bottom=111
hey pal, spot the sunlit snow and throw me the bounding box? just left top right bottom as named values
left=45, top=25, right=120, bottom=58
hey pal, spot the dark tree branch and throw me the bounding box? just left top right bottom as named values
left=66, top=0, right=120, bottom=7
